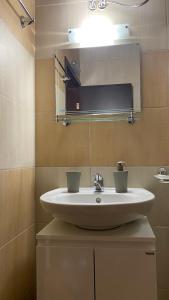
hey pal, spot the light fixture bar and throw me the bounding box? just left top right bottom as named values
left=89, top=0, right=150, bottom=10
left=110, top=0, right=150, bottom=8
left=68, top=24, right=130, bottom=45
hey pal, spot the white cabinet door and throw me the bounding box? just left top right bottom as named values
left=95, top=248, right=157, bottom=300
left=37, top=246, right=94, bottom=300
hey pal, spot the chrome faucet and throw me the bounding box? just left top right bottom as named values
left=94, top=173, right=104, bottom=192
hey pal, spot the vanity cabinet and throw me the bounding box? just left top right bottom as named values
left=36, top=218, right=157, bottom=300
left=37, top=246, right=94, bottom=300
left=95, top=248, right=157, bottom=300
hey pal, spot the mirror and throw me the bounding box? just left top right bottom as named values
left=55, top=43, right=141, bottom=122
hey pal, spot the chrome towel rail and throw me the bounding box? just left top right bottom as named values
left=18, top=0, right=35, bottom=28
left=7, top=0, right=35, bottom=28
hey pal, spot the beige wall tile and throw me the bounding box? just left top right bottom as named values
left=36, top=0, right=88, bottom=34
left=0, top=97, right=35, bottom=168
left=104, top=0, right=167, bottom=51
left=0, top=168, right=35, bottom=248
left=36, top=112, right=90, bottom=166
left=0, top=21, right=35, bottom=169
left=36, top=1, right=88, bottom=58
left=0, top=226, right=35, bottom=300
left=167, top=0, right=169, bottom=50
left=0, top=0, right=35, bottom=55
left=153, top=227, right=169, bottom=290
left=35, top=58, right=55, bottom=112
left=89, top=122, right=114, bottom=166
left=89, top=108, right=169, bottom=166
left=36, top=107, right=169, bottom=167
left=0, top=21, right=35, bottom=106
left=142, top=51, right=169, bottom=108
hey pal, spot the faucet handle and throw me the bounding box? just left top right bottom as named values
left=159, top=168, right=167, bottom=175
left=95, top=173, right=103, bottom=181
left=94, top=173, right=104, bottom=192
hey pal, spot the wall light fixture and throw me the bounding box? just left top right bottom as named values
left=89, top=0, right=150, bottom=11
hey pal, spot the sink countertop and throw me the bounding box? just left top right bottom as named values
left=36, top=217, right=155, bottom=243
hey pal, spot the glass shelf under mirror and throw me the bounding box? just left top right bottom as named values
left=56, top=110, right=142, bottom=126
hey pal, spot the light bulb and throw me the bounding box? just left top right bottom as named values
left=89, top=0, right=97, bottom=10
left=98, top=0, right=107, bottom=9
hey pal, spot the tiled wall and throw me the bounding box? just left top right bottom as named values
left=35, top=53, right=169, bottom=167
left=35, top=1, right=169, bottom=300
left=0, top=1, right=35, bottom=299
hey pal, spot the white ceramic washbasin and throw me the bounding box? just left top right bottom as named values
left=40, top=188, right=155, bottom=230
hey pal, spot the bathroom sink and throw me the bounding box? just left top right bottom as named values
left=40, top=188, right=155, bottom=230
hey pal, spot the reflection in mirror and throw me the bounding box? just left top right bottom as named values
left=55, top=43, right=141, bottom=125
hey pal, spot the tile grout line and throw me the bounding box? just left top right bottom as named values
left=88, top=122, right=92, bottom=168
left=0, top=166, right=35, bottom=171
left=0, top=223, right=35, bottom=251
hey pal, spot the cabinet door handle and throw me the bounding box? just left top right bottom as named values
left=145, top=251, right=155, bottom=256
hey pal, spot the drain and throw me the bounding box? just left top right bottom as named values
left=96, top=197, right=101, bottom=203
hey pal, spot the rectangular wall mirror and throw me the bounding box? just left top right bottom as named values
left=55, top=43, right=141, bottom=124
